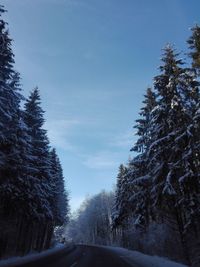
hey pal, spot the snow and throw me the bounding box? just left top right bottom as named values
left=106, top=246, right=188, bottom=267
left=0, top=243, right=68, bottom=267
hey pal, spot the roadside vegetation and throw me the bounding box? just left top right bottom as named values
left=67, top=26, right=200, bottom=267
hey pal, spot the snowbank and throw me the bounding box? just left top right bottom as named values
left=0, top=243, right=74, bottom=267
left=107, top=246, right=188, bottom=267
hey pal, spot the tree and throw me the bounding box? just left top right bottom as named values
left=129, top=88, right=156, bottom=228
left=113, top=88, right=156, bottom=231
left=0, top=6, right=31, bottom=257
left=148, top=46, right=186, bottom=214
left=112, top=164, right=129, bottom=228
left=23, top=88, right=54, bottom=251
left=187, top=25, right=200, bottom=75
left=0, top=5, right=70, bottom=258
left=112, top=45, right=199, bottom=264
left=147, top=45, right=200, bottom=265
left=67, top=191, right=114, bottom=245
left=50, top=148, right=69, bottom=227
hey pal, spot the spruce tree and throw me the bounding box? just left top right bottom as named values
left=148, top=46, right=185, bottom=212
left=128, top=88, right=157, bottom=229
left=132, top=88, right=156, bottom=154
left=23, top=88, right=53, bottom=222
left=50, top=148, right=69, bottom=226
left=112, top=164, right=127, bottom=226
left=0, top=7, right=34, bottom=256
left=187, top=25, right=200, bottom=75
left=146, top=45, right=200, bottom=264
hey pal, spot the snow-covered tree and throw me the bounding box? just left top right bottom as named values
left=22, top=88, right=56, bottom=252
left=0, top=6, right=32, bottom=257
left=0, top=6, right=21, bottom=206
left=112, top=164, right=128, bottom=226
left=128, top=88, right=157, bottom=228
left=0, top=5, right=70, bottom=257
left=50, top=148, right=69, bottom=226
left=132, top=88, right=156, bottom=153
left=113, top=88, right=156, bottom=231
left=24, top=88, right=53, bottom=222
left=146, top=45, right=200, bottom=265
left=67, top=191, right=114, bottom=245
left=112, top=45, right=199, bottom=265
left=148, top=46, right=186, bottom=214
left=187, top=25, right=200, bottom=75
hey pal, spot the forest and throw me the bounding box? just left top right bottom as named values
left=0, top=6, right=69, bottom=258
left=67, top=27, right=200, bottom=267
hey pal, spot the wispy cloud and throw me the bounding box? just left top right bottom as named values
left=109, top=130, right=134, bottom=149
left=45, top=119, right=80, bottom=151
left=82, top=150, right=121, bottom=170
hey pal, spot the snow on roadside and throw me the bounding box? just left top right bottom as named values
left=107, top=246, right=188, bottom=267
left=0, top=243, right=66, bottom=267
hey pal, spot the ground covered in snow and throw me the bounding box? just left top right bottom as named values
left=107, top=246, right=188, bottom=267
left=0, top=243, right=69, bottom=267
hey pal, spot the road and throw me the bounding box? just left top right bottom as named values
left=15, top=245, right=136, bottom=267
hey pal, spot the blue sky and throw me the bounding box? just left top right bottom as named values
left=2, top=0, right=200, bottom=211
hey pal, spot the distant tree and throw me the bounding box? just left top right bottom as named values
left=67, top=191, right=114, bottom=245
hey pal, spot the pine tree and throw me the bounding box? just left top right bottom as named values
left=127, top=88, right=157, bottom=229
left=182, top=26, right=200, bottom=267
left=112, top=164, right=127, bottom=226
left=0, top=7, right=35, bottom=256
left=132, top=88, right=156, bottom=154
left=148, top=46, right=185, bottom=212
left=0, top=5, right=70, bottom=257
left=23, top=88, right=54, bottom=251
left=0, top=5, right=19, bottom=184
left=187, top=25, right=200, bottom=75
left=50, top=148, right=69, bottom=227
left=24, top=88, right=53, bottom=221
left=146, top=45, right=200, bottom=264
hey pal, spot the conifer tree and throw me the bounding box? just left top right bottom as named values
left=146, top=46, right=200, bottom=264
left=113, top=88, right=156, bottom=230
left=148, top=46, right=185, bottom=212
left=50, top=148, right=69, bottom=226
left=112, top=164, right=127, bottom=226
left=187, top=25, right=200, bottom=75
left=0, top=5, right=70, bottom=257
left=127, top=88, right=157, bottom=229
left=132, top=88, right=156, bottom=154
left=23, top=88, right=53, bottom=222
left=0, top=7, right=34, bottom=256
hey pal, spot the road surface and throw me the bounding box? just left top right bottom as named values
left=17, top=245, right=137, bottom=267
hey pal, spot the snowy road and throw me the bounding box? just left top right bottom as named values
left=0, top=245, right=187, bottom=267
left=9, top=245, right=135, bottom=267
left=60, top=245, right=135, bottom=267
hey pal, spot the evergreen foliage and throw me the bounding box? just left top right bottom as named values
left=50, top=148, right=69, bottom=226
left=188, top=25, right=200, bottom=75
left=0, top=6, right=69, bottom=258
left=112, top=33, right=200, bottom=267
